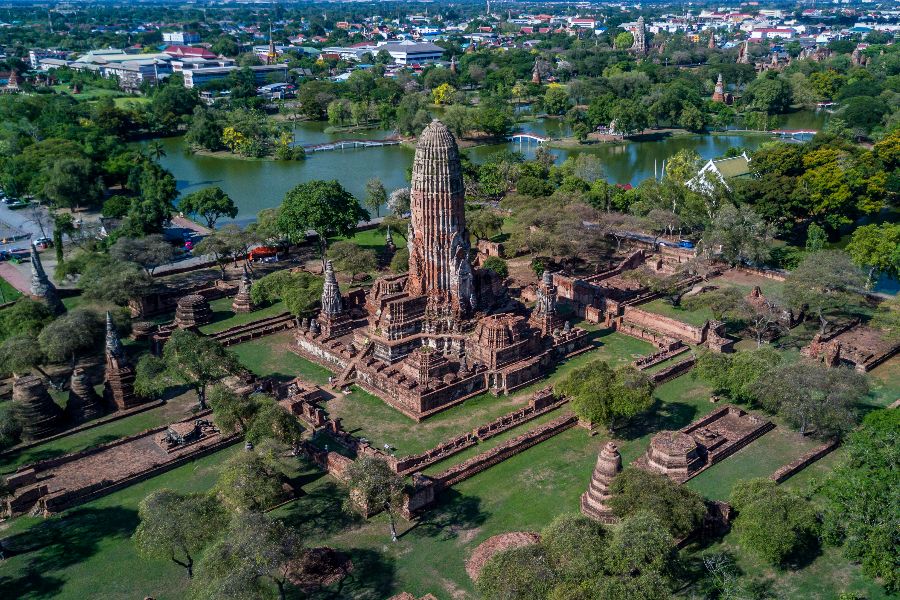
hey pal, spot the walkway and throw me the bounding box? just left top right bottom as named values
left=302, top=138, right=402, bottom=153
left=0, top=262, right=29, bottom=293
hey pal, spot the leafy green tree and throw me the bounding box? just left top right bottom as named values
left=611, top=99, right=649, bottom=135
left=0, top=298, right=53, bottom=341
left=327, top=240, right=377, bottom=281
left=558, top=360, right=654, bottom=431
left=192, top=512, right=304, bottom=600
left=245, top=397, right=305, bottom=449
left=541, top=513, right=608, bottom=584
left=608, top=469, right=707, bottom=539
left=822, top=409, right=899, bottom=593
left=277, top=180, right=369, bottom=261
left=210, top=35, right=239, bottom=57
left=615, top=31, right=634, bottom=49
left=752, top=361, right=866, bottom=438
left=179, top=186, right=238, bottom=229
left=344, top=456, right=405, bottom=542
left=0, top=335, right=47, bottom=378
left=101, top=195, right=132, bottom=219
left=133, top=489, right=228, bottom=578
left=598, top=512, right=676, bottom=600
left=327, top=98, right=351, bottom=126
left=42, top=158, right=104, bottom=209
left=694, top=346, right=782, bottom=405
left=443, top=104, right=473, bottom=138
left=846, top=223, right=900, bottom=290
left=785, top=250, right=865, bottom=334
left=468, top=208, right=504, bottom=241
left=110, top=234, right=176, bottom=275
left=805, top=222, right=828, bottom=252
left=543, top=84, right=570, bottom=115
left=744, top=73, right=793, bottom=114
left=476, top=545, right=554, bottom=600
left=481, top=256, right=508, bottom=279
left=701, top=204, right=773, bottom=266
left=207, top=384, right=257, bottom=435
left=364, top=177, right=387, bottom=218
left=730, top=479, right=819, bottom=566
left=390, top=248, right=410, bottom=273
left=475, top=105, right=514, bottom=137
left=134, top=330, right=242, bottom=409
left=78, top=256, right=153, bottom=305
left=212, top=447, right=287, bottom=513
left=0, top=402, right=22, bottom=451
left=249, top=270, right=323, bottom=317
left=682, top=287, right=748, bottom=323
left=37, top=308, right=105, bottom=366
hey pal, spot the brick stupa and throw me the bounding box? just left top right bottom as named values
left=30, top=250, right=65, bottom=315
left=66, top=367, right=106, bottom=424
left=174, top=294, right=213, bottom=329
left=231, top=266, right=255, bottom=313
left=317, top=260, right=351, bottom=340
left=580, top=441, right=622, bottom=523
left=103, top=312, right=140, bottom=410
left=13, top=374, right=63, bottom=440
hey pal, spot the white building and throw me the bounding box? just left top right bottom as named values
left=162, top=31, right=200, bottom=44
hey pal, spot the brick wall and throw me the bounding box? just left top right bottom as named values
left=770, top=439, right=839, bottom=483
left=622, top=306, right=709, bottom=344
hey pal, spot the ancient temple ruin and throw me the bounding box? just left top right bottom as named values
left=13, top=374, right=63, bottom=440
left=231, top=266, right=255, bottom=313
left=531, top=59, right=541, bottom=85
left=295, top=120, right=589, bottom=420
left=581, top=441, right=622, bottom=523
left=103, top=312, right=140, bottom=410
left=174, top=294, right=213, bottom=329
left=631, top=17, right=648, bottom=54
left=66, top=368, right=105, bottom=424
left=29, top=250, right=64, bottom=315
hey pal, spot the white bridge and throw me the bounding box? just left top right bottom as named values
left=302, top=137, right=402, bottom=152
left=772, top=129, right=818, bottom=141
left=507, top=133, right=549, bottom=145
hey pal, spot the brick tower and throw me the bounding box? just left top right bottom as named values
left=529, top=271, right=561, bottom=335
left=407, top=119, right=475, bottom=318
left=581, top=441, right=622, bottom=523
left=103, top=312, right=139, bottom=410
left=30, top=250, right=64, bottom=315
left=318, top=260, right=351, bottom=340
left=712, top=73, right=726, bottom=103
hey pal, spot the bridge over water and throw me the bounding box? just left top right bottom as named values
left=301, top=137, right=402, bottom=152
left=507, top=133, right=550, bottom=145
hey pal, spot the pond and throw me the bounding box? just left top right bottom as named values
left=151, top=115, right=812, bottom=225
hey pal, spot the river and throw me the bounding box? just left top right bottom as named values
left=152, top=112, right=828, bottom=226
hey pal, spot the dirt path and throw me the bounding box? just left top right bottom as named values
left=0, top=261, right=29, bottom=293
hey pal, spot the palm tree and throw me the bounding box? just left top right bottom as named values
left=147, top=140, right=167, bottom=161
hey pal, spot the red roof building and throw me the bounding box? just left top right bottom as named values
left=163, top=45, right=217, bottom=59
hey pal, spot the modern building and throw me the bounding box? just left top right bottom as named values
left=162, top=31, right=201, bottom=45
left=182, top=64, right=288, bottom=89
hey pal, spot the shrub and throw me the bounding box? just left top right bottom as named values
left=481, top=256, right=508, bottom=279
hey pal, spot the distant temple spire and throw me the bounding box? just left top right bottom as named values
left=30, top=250, right=64, bottom=314
left=631, top=16, right=648, bottom=54
left=321, top=260, right=344, bottom=316
left=531, top=58, right=541, bottom=85
left=105, top=311, right=125, bottom=360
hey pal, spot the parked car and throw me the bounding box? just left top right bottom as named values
left=6, top=199, right=30, bottom=210
left=678, top=240, right=695, bottom=249
left=32, top=237, right=53, bottom=250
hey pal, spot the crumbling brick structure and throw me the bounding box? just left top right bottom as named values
left=103, top=312, right=142, bottom=410
left=12, top=374, right=63, bottom=440
left=231, top=266, right=255, bottom=313
left=581, top=441, right=622, bottom=523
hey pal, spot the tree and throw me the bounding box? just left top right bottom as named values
left=846, top=223, right=900, bottom=290
left=77, top=257, right=153, bottom=305
left=481, top=256, right=508, bottom=279
left=730, top=479, right=819, bottom=566
left=37, top=308, right=104, bottom=366
left=135, top=330, right=242, bottom=409
left=207, top=384, right=257, bottom=435
left=133, top=489, right=227, bottom=578
left=611, top=99, right=649, bottom=136
left=211, top=35, right=239, bottom=57
left=477, top=545, right=554, bottom=600
left=42, top=158, right=103, bottom=209
left=327, top=98, right=351, bottom=126
left=694, top=346, right=783, bottom=405
left=327, top=240, right=377, bottom=280
left=608, top=469, right=707, bottom=539
left=785, top=250, right=865, bottom=333
left=363, top=177, right=387, bottom=218
left=443, top=104, right=473, bottom=139
left=557, top=360, right=654, bottom=431
left=344, top=456, right=405, bottom=542
left=245, top=397, right=305, bottom=450
left=805, top=222, right=827, bottom=252
left=468, top=208, right=504, bottom=241
left=192, top=512, right=304, bottom=600
left=431, top=82, right=456, bottom=105
left=599, top=512, right=676, bottom=600
left=543, top=84, right=570, bottom=115
left=541, top=514, right=608, bottom=584
left=194, top=229, right=242, bottom=278
left=0, top=335, right=47, bottom=378
left=702, top=204, right=773, bottom=266
left=179, top=187, right=238, bottom=229
left=822, top=409, right=899, bottom=593
left=615, top=31, right=635, bottom=49
left=682, top=287, right=748, bottom=323
left=250, top=270, right=323, bottom=317
left=110, top=234, right=176, bottom=275
left=387, top=187, right=410, bottom=216
left=744, top=74, right=793, bottom=114
left=0, top=298, right=53, bottom=341
left=751, top=361, right=867, bottom=438
left=277, top=180, right=369, bottom=261
left=390, top=248, right=409, bottom=273
left=213, top=446, right=287, bottom=513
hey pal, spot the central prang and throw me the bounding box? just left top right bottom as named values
left=296, top=120, right=590, bottom=421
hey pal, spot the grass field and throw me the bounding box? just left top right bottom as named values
left=0, top=275, right=22, bottom=302
left=197, top=298, right=287, bottom=335
left=229, top=330, right=332, bottom=385
left=639, top=298, right=714, bottom=327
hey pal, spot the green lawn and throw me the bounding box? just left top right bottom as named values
left=336, top=226, right=407, bottom=252
left=197, top=298, right=287, bottom=334
left=229, top=331, right=333, bottom=385
left=867, top=356, right=900, bottom=408
left=0, top=391, right=199, bottom=475
left=0, top=275, right=22, bottom=303
left=639, top=298, right=714, bottom=327
left=0, top=446, right=240, bottom=600
left=51, top=83, right=124, bottom=101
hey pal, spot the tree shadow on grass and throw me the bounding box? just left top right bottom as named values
left=0, top=505, right=138, bottom=599
left=616, top=400, right=698, bottom=441
left=403, top=489, right=489, bottom=543
left=300, top=548, right=397, bottom=600
left=281, top=479, right=363, bottom=540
